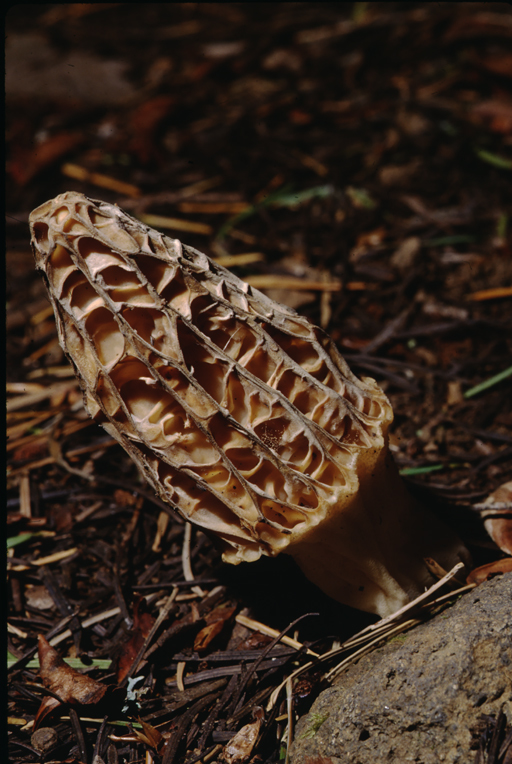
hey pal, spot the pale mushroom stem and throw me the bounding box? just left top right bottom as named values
left=287, top=447, right=469, bottom=617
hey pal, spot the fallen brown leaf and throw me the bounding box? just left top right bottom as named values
left=223, top=717, right=262, bottom=763
left=33, top=695, right=62, bottom=731
left=12, top=441, right=49, bottom=463
left=478, top=481, right=512, bottom=556
left=444, top=12, right=512, bottom=42
left=236, top=630, right=273, bottom=651
left=38, top=635, right=107, bottom=705
left=133, top=718, right=165, bottom=754
left=194, top=606, right=236, bottom=653
left=472, top=52, right=512, bottom=79
left=117, top=595, right=157, bottom=683
left=471, top=99, right=512, bottom=134
left=194, top=620, right=226, bottom=653
left=466, top=558, right=512, bottom=585
left=129, top=95, right=175, bottom=164
left=8, top=131, right=85, bottom=186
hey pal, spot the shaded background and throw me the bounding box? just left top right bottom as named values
left=7, top=3, right=512, bottom=763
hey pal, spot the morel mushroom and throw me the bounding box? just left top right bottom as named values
left=30, top=192, right=469, bottom=617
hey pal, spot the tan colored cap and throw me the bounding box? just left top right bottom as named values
left=30, top=192, right=468, bottom=616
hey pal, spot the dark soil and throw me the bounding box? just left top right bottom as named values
left=7, top=4, right=512, bottom=763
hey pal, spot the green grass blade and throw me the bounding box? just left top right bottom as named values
left=475, top=149, right=512, bottom=170
left=7, top=652, right=112, bottom=670
left=7, top=533, right=37, bottom=549
left=399, top=464, right=445, bottom=476
left=464, top=365, right=512, bottom=399
left=217, top=184, right=334, bottom=238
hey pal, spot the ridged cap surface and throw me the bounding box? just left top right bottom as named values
left=30, top=192, right=393, bottom=564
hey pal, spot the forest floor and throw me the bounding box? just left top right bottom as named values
left=6, top=4, right=512, bottom=763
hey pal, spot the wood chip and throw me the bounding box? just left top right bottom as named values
left=61, top=163, right=141, bottom=197
left=244, top=275, right=342, bottom=291
left=468, top=286, right=512, bottom=301
left=137, top=213, right=213, bottom=235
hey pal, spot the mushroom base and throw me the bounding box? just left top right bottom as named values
left=286, top=447, right=470, bottom=617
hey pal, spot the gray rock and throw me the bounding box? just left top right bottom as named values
left=292, top=573, right=512, bottom=764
